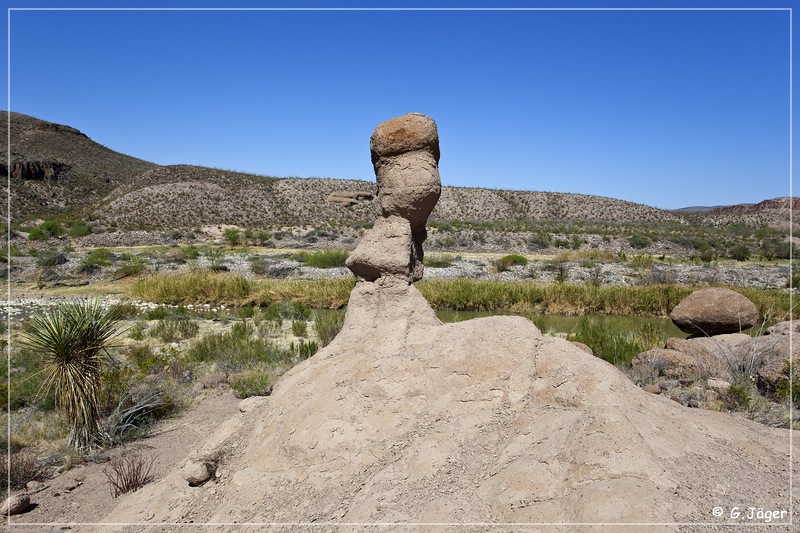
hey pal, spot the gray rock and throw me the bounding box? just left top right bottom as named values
left=706, top=378, right=732, bottom=391
left=183, top=460, right=213, bottom=486
left=571, top=341, right=593, bottom=355
left=664, top=334, right=753, bottom=381
left=632, top=348, right=702, bottom=377
left=642, top=383, right=662, bottom=395
left=1, top=494, right=30, bottom=515
left=239, top=396, right=270, bottom=413
left=669, top=288, right=759, bottom=335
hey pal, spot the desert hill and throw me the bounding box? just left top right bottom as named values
left=1, top=111, right=790, bottom=230
left=0, top=111, right=156, bottom=220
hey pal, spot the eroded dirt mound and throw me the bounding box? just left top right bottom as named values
left=84, top=280, right=796, bottom=532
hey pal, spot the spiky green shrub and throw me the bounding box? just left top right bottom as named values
left=313, top=309, right=345, bottom=347
left=20, top=299, right=121, bottom=450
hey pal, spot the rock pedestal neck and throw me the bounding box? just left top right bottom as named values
left=345, top=112, right=441, bottom=283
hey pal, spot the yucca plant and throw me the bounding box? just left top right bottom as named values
left=20, top=299, right=121, bottom=450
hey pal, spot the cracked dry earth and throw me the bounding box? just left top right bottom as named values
left=7, top=280, right=789, bottom=533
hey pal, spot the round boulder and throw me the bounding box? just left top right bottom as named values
left=182, top=460, right=213, bottom=486
left=669, top=288, right=759, bottom=336
left=1, top=494, right=30, bottom=515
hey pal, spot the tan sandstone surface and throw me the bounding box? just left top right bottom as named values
left=78, top=279, right=795, bottom=532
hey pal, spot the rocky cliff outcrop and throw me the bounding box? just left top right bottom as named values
left=1, top=159, right=71, bottom=180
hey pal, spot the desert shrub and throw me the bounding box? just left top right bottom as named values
left=68, top=222, right=92, bottom=237
left=728, top=244, right=751, bottom=261
left=424, top=253, right=461, bottom=268
left=290, top=249, right=349, bottom=268
left=113, top=256, right=147, bottom=279
left=28, top=219, right=65, bottom=240
left=35, top=248, right=67, bottom=267
left=526, top=232, right=552, bottom=249
left=125, top=344, right=161, bottom=374
left=1, top=348, right=56, bottom=411
left=203, top=247, right=227, bottom=271
left=41, top=219, right=64, bottom=236
left=27, top=227, right=49, bottom=241
left=108, top=302, right=139, bottom=319
left=0, top=451, right=47, bottom=497
left=223, top=227, right=241, bottom=246
left=20, top=299, right=121, bottom=450
left=237, top=305, right=256, bottom=319
left=494, top=254, right=528, bottom=272
left=629, top=254, right=654, bottom=269
left=149, top=318, right=200, bottom=342
left=183, top=245, right=201, bottom=260
left=254, top=229, right=272, bottom=245
left=279, top=301, right=311, bottom=321
left=80, top=248, right=114, bottom=273
left=103, top=452, right=157, bottom=498
left=629, top=234, right=651, bottom=249
left=230, top=368, right=276, bottom=399
left=187, top=325, right=292, bottom=372
left=143, top=307, right=171, bottom=320
left=547, top=257, right=570, bottom=283
left=291, top=320, right=307, bottom=337
left=722, top=384, right=752, bottom=410
left=248, top=255, right=268, bottom=275
left=291, top=340, right=318, bottom=361
left=313, top=309, right=345, bottom=347
left=774, top=361, right=800, bottom=407
left=0, top=244, right=22, bottom=263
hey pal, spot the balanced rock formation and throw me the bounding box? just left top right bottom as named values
left=345, top=113, right=441, bottom=283
left=89, top=115, right=796, bottom=532
left=670, top=287, right=760, bottom=336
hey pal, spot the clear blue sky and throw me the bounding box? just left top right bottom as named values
left=3, top=1, right=794, bottom=210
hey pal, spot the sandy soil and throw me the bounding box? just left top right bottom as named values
left=8, top=391, right=241, bottom=532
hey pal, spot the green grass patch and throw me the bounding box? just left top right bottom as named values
left=417, top=280, right=690, bottom=315
left=289, top=249, right=349, bottom=268
left=129, top=274, right=792, bottom=319
left=246, top=278, right=354, bottom=309
left=187, top=321, right=293, bottom=373
left=131, top=271, right=252, bottom=304
left=567, top=317, right=665, bottom=366
left=494, top=254, right=529, bottom=272
left=424, top=253, right=462, bottom=268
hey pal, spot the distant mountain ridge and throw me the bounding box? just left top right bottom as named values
left=0, top=111, right=790, bottom=230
